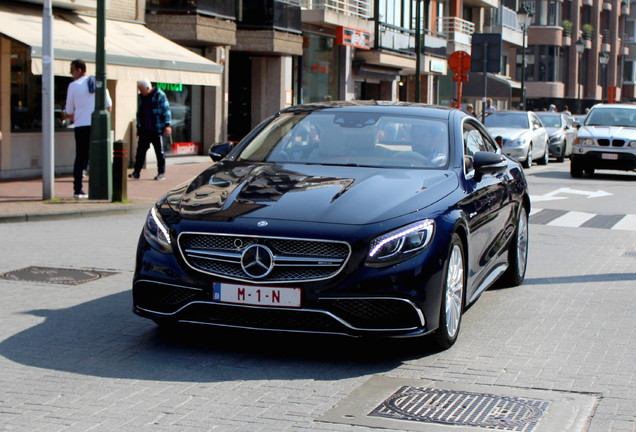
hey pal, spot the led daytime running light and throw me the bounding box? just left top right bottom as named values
left=151, top=207, right=171, bottom=246
left=369, top=220, right=433, bottom=258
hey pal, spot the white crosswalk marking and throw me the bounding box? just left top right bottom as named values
left=612, top=214, right=636, bottom=231
left=547, top=211, right=595, bottom=227
left=531, top=208, right=636, bottom=231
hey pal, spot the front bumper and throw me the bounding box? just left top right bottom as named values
left=132, top=229, right=448, bottom=338
left=571, top=146, right=636, bottom=171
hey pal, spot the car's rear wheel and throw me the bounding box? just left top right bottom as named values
left=522, top=144, right=532, bottom=169
left=433, top=234, right=465, bottom=350
left=570, top=159, right=583, bottom=177
left=500, top=206, right=529, bottom=287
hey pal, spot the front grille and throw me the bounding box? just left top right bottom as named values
left=179, top=233, right=351, bottom=283
left=598, top=139, right=626, bottom=147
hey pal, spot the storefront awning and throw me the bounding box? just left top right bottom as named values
left=0, top=5, right=223, bottom=86
left=463, top=73, right=521, bottom=101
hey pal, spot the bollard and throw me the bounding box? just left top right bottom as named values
left=112, top=140, right=128, bottom=202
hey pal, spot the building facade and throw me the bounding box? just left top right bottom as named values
left=0, top=0, right=629, bottom=181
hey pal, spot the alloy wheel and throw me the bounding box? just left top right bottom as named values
left=445, top=244, right=464, bottom=339
left=516, top=208, right=528, bottom=278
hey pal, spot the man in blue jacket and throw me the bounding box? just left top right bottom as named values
left=129, top=79, right=172, bottom=180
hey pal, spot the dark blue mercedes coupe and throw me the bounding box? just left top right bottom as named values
left=133, top=102, right=530, bottom=349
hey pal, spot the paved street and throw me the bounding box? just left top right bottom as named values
left=0, top=162, right=635, bottom=431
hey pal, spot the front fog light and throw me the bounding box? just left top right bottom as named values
left=143, top=207, right=172, bottom=253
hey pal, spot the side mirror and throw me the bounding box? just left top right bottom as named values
left=209, top=141, right=235, bottom=161
left=473, top=151, right=507, bottom=181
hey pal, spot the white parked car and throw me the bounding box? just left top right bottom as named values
left=484, top=111, right=549, bottom=168
left=571, top=103, right=636, bottom=177
left=536, top=112, right=578, bottom=162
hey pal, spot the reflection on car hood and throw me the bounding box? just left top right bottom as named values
left=579, top=126, right=636, bottom=140
left=486, top=128, right=528, bottom=141
left=167, top=162, right=458, bottom=225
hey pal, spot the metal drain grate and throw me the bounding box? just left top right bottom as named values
left=1, top=266, right=118, bottom=286
left=369, top=386, right=550, bottom=432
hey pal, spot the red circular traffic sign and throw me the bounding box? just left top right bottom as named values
left=448, top=51, right=471, bottom=75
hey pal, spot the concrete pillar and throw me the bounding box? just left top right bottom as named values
left=251, top=56, right=292, bottom=129
left=0, top=38, right=11, bottom=172
left=339, top=45, right=355, bottom=101
left=204, top=46, right=229, bottom=150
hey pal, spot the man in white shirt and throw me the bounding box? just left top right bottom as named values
left=65, top=59, right=112, bottom=198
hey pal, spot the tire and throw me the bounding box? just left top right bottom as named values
left=556, top=145, right=565, bottom=163
left=538, top=144, right=549, bottom=165
left=584, top=167, right=595, bottom=176
left=522, top=144, right=533, bottom=169
left=570, top=159, right=583, bottom=177
left=500, top=206, right=529, bottom=287
left=432, top=234, right=465, bottom=350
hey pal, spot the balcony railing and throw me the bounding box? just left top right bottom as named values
left=300, top=0, right=372, bottom=19
left=239, top=0, right=302, bottom=33
left=146, top=0, right=236, bottom=20
left=377, top=23, right=447, bottom=57
left=437, top=16, right=475, bottom=46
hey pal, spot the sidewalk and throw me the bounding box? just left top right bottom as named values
left=0, top=156, right=213, bottom=223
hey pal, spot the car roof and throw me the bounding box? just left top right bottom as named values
left=590, top=103, right=636, bottom=110
left=278, top=101, right=457, bottom=120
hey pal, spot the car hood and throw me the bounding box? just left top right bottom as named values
left=579, top=125, right=636, bottom=140
left=487, top=128, right=528, bottom=141
left=166, top=162, right=458, bottom=225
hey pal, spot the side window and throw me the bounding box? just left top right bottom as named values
left=464, top=129, right=483, bottom=156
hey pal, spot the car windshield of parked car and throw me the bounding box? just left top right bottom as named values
left=536, top=113, right=562, bottom=128
left=585, top=108, right=636, bottom=127
left=484, top=113, right=529, bottom=129
left=236, top=111, right=450, bottom=168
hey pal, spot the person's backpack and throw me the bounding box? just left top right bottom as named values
left=87, top=75, right=96, bottom=94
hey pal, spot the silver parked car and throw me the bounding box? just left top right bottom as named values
left=571, top=103, right=636, bottom=177
left=484, top=111, right=549, bottom=168
left=536, top=112, right=577, bottom=162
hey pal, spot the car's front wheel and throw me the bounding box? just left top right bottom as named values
left=522, top=144, right=533, bottom=169
left=433, top=234, right=465, bottom=350
left=538, top=143, right=549, bottom=165
left=570, top=159, right=583, bottom=177
left=500, top=206, right=529, bottom=287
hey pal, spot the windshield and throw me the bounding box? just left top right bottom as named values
left=484, top=113, right=529, bottom=129
left=236, top=111, right=450, bottom=168
left=585, top=108, right=636, bottom=127
left=536, top=114, right=562, bottom=128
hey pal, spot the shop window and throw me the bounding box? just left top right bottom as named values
left=155, top=82, right=200, bottom=155
left=10, top=40, right=72, bottom=132
left=301, top=33, right=339, bottom=103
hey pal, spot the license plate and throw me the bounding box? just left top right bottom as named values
left=213, top=282, right=301, bottom=308
left=602, top=153, right=619, bottom=160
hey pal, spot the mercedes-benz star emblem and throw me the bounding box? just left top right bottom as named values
left=240, top=244, right=274, bottom=279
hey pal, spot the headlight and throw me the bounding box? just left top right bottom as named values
left=574, top=137, right=595, bottom=146
left=509, top=137, right=526, bottom=146
left=143, top=206, right=173, bottom=253
left=366, top=220, right=435, bottom=266
left=549, top=135, right=563, bottom=144
left=628, top=141, right=636, bottom=148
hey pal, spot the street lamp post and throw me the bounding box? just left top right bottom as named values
left=599, top=50, right=610, bottom=102
left=517, top=5, right=533, bottom=110
left=576, top=38, right=585, bottom=114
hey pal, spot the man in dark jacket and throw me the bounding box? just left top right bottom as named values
left=129, top=79, right=172, bottom=180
